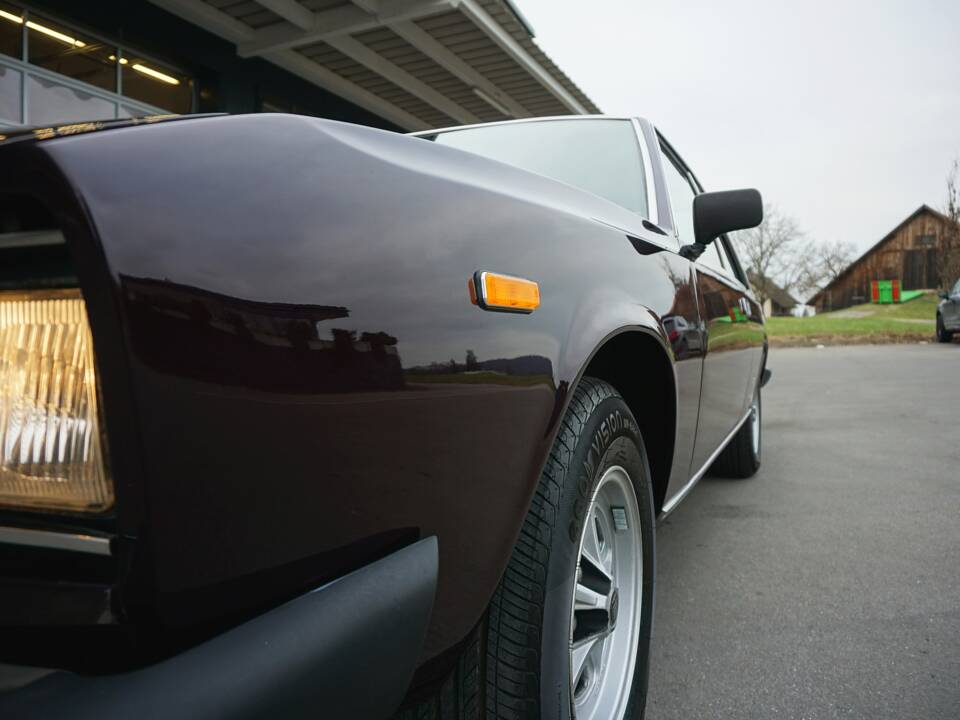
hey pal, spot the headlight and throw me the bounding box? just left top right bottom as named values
left=0, top=289, right=112, bottom=512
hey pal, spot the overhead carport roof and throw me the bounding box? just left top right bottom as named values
left=147, top=0, right=600, bottom=130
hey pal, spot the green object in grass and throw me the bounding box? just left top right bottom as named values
left=873, top=280, right=895, bottom=304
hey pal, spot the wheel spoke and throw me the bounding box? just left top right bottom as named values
left=600, top=539, right=614, bottom=579
left=580, top=513, right=604, bottom=573
left=571, top=635, right=601, bottom=688
left=568, top=465, right=644, bottom=716
left=574, top=581, right=606, bottom=611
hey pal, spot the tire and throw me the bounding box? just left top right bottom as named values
left=485, top=377, right=655, bottom=720
left=936, top=314, right=953, bottom=343
left=393, top=631, right=483, bottom=720
left=393, top=378, right=656, bottom=720
left=711, top=385, right=762, bottom=479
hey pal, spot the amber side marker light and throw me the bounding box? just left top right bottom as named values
left=471, top=271, right=540, bottom=313
left=0, top=289, right=112, bottom=512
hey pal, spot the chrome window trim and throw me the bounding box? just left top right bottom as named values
left=661, top=406, right=752, bottom=516
left=0, top=525, right=112, bottom=555
left=629, top=116, right=659, bottom=226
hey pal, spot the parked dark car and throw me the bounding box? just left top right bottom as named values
left=937, top=279, right=960, bottom=342
left=0, top=113, right=766, bottom=719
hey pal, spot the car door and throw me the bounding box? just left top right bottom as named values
left=605, top=120, right=706, bottom=505
left=656, top=137, right=761, bottom=478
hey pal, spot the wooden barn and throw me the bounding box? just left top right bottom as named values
left=811, top=205, right=954, bottom=312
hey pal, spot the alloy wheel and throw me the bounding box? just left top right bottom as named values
left=569, top=465, right=643, bottom=720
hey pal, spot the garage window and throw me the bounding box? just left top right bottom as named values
left=0, top=3, right=193, bottom=126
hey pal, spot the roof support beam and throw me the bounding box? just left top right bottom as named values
left=238, top=0, right=458, bottom=58
left=324, top=34, right=480, bottom=124
left=388, top=19, right=529, bottom=118
left=457, top=0, right=588, bottom=114
left=253, top=0, right=314, bottom=31
left=146, top=0, right=254, bottom=43
left=264, top=50, right=430, bottom=130
left=147, top=0, right=428, bottom=131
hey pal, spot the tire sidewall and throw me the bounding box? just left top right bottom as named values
left=539, top=394, right=655, bottom=720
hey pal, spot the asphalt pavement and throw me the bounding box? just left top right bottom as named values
left=646, top=343, right=960, bottom=719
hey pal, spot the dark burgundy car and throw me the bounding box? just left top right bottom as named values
left=0, top=114, right=767, bottom=719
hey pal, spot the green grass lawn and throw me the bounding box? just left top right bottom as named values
left=766, top=292, right=938, bottom=344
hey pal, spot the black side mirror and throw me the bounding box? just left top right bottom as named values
left=694, top=189, right=763, bottom=245
left=940, top=290, right=950, bottom=300
left=680, top=189, right=763, bottom=260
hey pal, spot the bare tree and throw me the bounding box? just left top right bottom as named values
left=814, top=240, right=857, bottom=283
left=790, top=240, right=856, bottom=301
left=734, top=204, right=859, bottom=304
left=733, top=204, right=807, bottom=304
left=939, top=159, right=960, bottom=289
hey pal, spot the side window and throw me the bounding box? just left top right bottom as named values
left=698, top=241, right=727, bottom=275
left=716, top=238, right=744, bottom=283
left=723, top=235, right=750, bottom=287
left=430, top=119, right=650, bottom=217
left=659, top=149, right=697, bottom=246
left=952, top=279, right=960, bottom=296
left=660, top=139, right=736, bottom=278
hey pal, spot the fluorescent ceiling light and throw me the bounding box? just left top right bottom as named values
left=1, top=11, right=87, bottom=48
left=25, top=20, right=86, bottom=47
left=0, top=9, right=23, bottom=24
left=132, top=63, right=180, bottom=85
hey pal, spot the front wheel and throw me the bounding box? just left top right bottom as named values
left=486, top=378, right=655, bottom=720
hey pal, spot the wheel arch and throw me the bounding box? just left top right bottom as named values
left=576, top=328, right=678, bottom=515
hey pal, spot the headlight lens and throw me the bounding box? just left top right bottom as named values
left=0, top=289, right=111, bottom=512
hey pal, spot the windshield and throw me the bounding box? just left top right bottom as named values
left=425, top=119, right=649, bottom=217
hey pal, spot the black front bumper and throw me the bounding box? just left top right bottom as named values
left=0, top=537, right=437, bottom=719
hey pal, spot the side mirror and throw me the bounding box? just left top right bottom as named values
left=939, top=290, right=950, bottom=300
left=679, top=189, right=763, bottom=261
left=693, top=189, right=764, bottom=245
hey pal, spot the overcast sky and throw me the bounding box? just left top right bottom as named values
left=517, top=0, right=960, bottom=254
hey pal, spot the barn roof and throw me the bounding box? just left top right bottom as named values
left=809, top=204, right=951, bottom=305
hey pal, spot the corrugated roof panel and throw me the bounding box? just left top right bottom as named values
left=477, top=0, right=600, bottom=114
left=187, top=0, right=599, bottom=128
left=293, top=42, right=457, bottom=128
left=352, top=26, right=406, bottom=50
left=351, top=27, right=498, bottom=121
left=415, top=14, right=555, bottom=115
left=204, top=0, right=284, bottom=28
